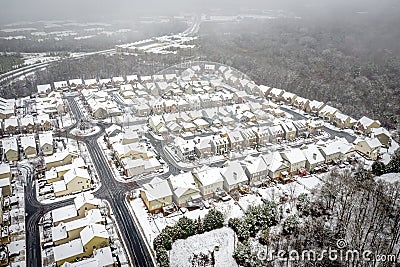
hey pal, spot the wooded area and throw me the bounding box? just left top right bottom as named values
left=198, top=15, right=400, bottom=130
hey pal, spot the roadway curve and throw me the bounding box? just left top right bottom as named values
left=25, top=96, right=155, bottom=267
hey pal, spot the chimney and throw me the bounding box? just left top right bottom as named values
left=233, top=172, right=238, bottom=180
left=313, top=153, right=317, bottom=160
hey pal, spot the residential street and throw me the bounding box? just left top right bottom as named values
left=24, top=96, right=155, bottom=267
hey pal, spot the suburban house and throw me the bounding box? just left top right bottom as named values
left=292, top=120, right=308, bottom=137
left=36, top=113, right=52, bottom=131
left=68, top=79, right=84, bottom=90
left=293, top=96, right=309, bottom=110
left=210, top=135, right=230, bottom=155
left=84, top=79, right=99, bottom=89
left=122, top=157, right=161, bottom=177
left=281, top=148, right=307, bottom=173
left=242, top=155, right=268, bottom=186
left=20, top=134, right=37, bottom=158
left=281, top=91, right=297, bottom=104
left=4, top=116, right=19, bottom=135
left=220, top=161, right=248, bottom=192
left=262, top=152, right=290, bottom=179
left=20, top=116, right=35, bottom=133
left=301, top=145, right=325, bottom=171
left=305, top=100, right=325, bottom=114
left=168, top=172, right=201, bottom=207
left=307, top=119, right=324, bottom=134
left=45, top=151, right=75, bottom=170
left=354, top=137, right=382, bottom=160
left=318, top=142, right=342, bottom=163
left=268, top=124, right=284, bottom=143
left=226, top=131, right=246, bottom=151
left=39, top=132, right=54, bottom=155
left=51, top=193, right=101, bottom=226
left=280, top=121, right=297, bottom=141
left=268, top=88, right=285, bottom=102
left=354, top=116, right=381, bottom=135
left=333, top=113, right=357, bottom=129
left=253, top=127, right=271, bottom=146
left=192, top=167, right=224, bottom=198
left=53, top=168, right=91, bottom=197
left=2, top=137, right=18, bottom=162
left=318, top=105, right=339, bottom=122
left=148, top=115, right=166, bottom=134
left=240, top=128, right=257, bottom=147
left=51, top=209, right=104, bottom=245
left=0, top=164, right=11, bottom=180
left=140, top=177, right=173, bottom=214
left=194, top=136, right=213, bottom=158
left=371, top=127, right=391, bottom=148
left=54, top=81, right=69, bottom=91
left=37, top=84, right=52, bottom=96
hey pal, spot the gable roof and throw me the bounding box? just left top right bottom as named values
left=80, top=224, right=109, bottom=246
left=220, top=161, right=248, bottom=185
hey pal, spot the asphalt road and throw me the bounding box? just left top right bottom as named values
left=280, top=106, right=357, bottom=143
left=24, top=96, right=155, bottom=267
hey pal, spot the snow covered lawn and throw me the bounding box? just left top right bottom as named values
left=376, top=173, right=400, bottom=183
left=169, top=227, right=238, bottom=267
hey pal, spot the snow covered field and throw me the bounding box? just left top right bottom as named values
left=169, top=227, right=238, bottom=267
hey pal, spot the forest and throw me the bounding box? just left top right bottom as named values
left=230, top=151, right=400, bottom=266
left=197, top=13, right=400, bottom=130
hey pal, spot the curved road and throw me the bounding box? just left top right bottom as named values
left=25, top=95, right=154, bottom=267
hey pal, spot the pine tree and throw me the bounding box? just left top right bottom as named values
left=203, top=209, right=224, bottom=231
left=196, top=216, right=204, bottom=234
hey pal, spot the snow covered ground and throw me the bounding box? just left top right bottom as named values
left=169, top=227, right=238, bottom=267
left=376, top=173, right=400, bottom=183
left=380, top=140, right=399, bottom=165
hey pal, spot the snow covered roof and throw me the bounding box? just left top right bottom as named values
left=2, top=137, right=18, bottom=152
left=365, top=137, right=382, bottom=149
left=282, top=148, right=307, bottom=164
left=358, top=116, right=380, bottom=128
left=193, top=167, right=223, bottom=186
left=84, top=79, right=98, bottom=86
left=20, top=115, right=34, bottom=126
left=142, top=177, right=173, bottom=201
left=53, top=239, right=84, bottom=263
left=220, top=161, right=248, bottom=186
left=80, top=223, right=109, bottom=246
left=126, top=74, right=138, bottom=82
left=63, top=168, right=90, bottom=184
left=44, top=151, right=71, bottom=165
left=51, top=204, right=77, bottom=224
left=72, top=193, right=100, bottom=212
left=112, top=76, right=124, bottom=83
left=69, top=79, right=83, bottom=86
left=227, top=130, right=245, bottom=143
left=54, top=81, right=68, bottom=88
left=0, top=163, right=10, bottom=175
left=39, top=132, right=53, bottom=146
left=243, top=156, right=268, bottom=175
left=371, top=127, right=390, bottom=137
left=4, top=117, right=18, bottom=127
left=319, top=104, right=338, bottom=115
left=20, top=134, right=36, bottom=149
left=37, top=84, right=51, bottom=94
left=301, top=145, right=325, bottom=164
left=168, top=172, right=199, bottom=197
left=262, top=152, right=287, bottom=172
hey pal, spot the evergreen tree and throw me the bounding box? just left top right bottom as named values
left=196, top=216, right=204, bottom=234
left=203, top=209, right=224, bottom=231
left=175, top=216, right=196, bottom=239
left=372, top=160, right=386, bottom=176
